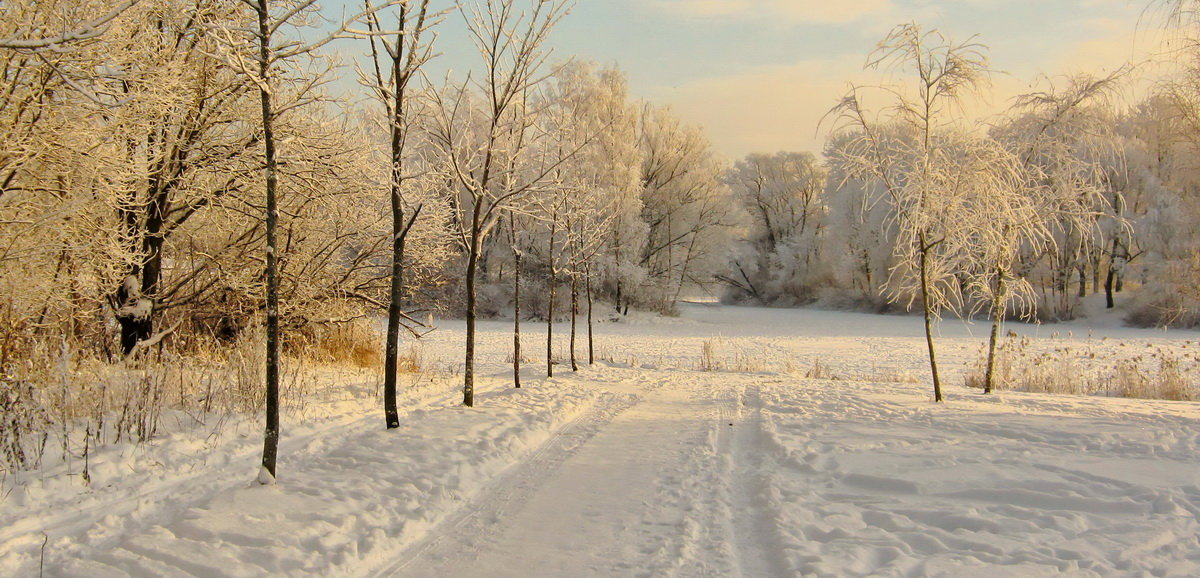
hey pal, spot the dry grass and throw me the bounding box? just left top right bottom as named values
left=698, top=338, right=720, bottom=372
left=696, top=337, right=766, bottom=373
left=806, top=357, right=830, bottom=379
left=965, top=336, right=1198, bottom=401
left=303, top=320, right=383, bottom=369
left=395, top=344, right=425, bottom=374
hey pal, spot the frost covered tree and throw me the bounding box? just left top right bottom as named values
left=360, top=0, right=439, bottom=429
left=722, top=151, right=828, bottom=305
left=992, top=72, right=1124, bottom=321
left=428, top=0, right=572, bottom=407
left=101, top=0, right=265, bottom=357
left=637, top=104, right=732, bottom=310
left=828, top=23, right=991, bottom=402
left=953, top=139, right=1052, bottom=394
left=215, top=0, right=393, bottom=482
left=0, top=0, right=137, bottom=51
left=823, top=133, right=901, bottom=309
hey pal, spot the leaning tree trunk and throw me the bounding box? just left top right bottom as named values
left=255, top=0, right=281, bottom=481
left=918, top=233, right=942, bottom=403
left=984, top=267, right=1007, bottom=394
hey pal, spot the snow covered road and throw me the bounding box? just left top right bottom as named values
left=5, top=304, right=1200, bottom=576
left=380, top=369, right=804, bottom=577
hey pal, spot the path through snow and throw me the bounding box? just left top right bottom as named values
left=3, top=304, right=1199, bottom=576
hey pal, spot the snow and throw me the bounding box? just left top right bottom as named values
left=3, top=304, right=1199, bottom=576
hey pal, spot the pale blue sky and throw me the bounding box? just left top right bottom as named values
left=327, top=0, right=1170, bottom=160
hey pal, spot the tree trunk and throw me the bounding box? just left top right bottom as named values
left=114, top=273, right=153, bottom=356
left=255, top=0, right=280, bottom=481
left=464, top=209, right=481, bottom=407
left=570, top=271, right=578, bottom=371
left=546, top=213, right=557, bottom=378
left=513, top=248, right=522, bottom=388
left=1105, top=236, right=1120, bottom=310
left=383, top=30, right=407, bottom=429
left=1104, top=266, right=1116, bottom=310
left=586, top=263, right=594, bottom=365
left=918, top=235, right=942, bottom=402
left=546, top=268, right=555, bottom=378
left=984, top=268, right=1006, bottom=394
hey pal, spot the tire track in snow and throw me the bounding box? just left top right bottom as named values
left=368, top=387, right=642, bottom=577
left=726, top=380, right=791, bottom=578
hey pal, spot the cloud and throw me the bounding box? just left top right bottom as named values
left=649, top=0, right=895, bottom=25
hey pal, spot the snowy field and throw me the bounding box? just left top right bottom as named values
left=3, top=303, right=1199, bottom=576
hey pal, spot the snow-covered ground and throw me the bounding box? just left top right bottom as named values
left=3, top=303, right=1199, bottom=576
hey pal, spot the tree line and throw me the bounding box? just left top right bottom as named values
left=723, top=21, right=1200, bottom=399
left=0, top=0, right=733, bottom=479
left=4, top=0, right=1200, bottom=477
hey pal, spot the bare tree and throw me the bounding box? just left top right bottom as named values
left=216, top=0, right=390, bottom=482
left=360, top=0, right=439, bottom=429
left=428, top=0, right=572, bottom=407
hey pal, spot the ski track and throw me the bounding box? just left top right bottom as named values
left=5, top=304, right=1200, bottom=576
left=370, top=383, right=641, bottom=577
left=382, top=370, right=726, bottom=577
left=726, top=381, right=792, bottom=578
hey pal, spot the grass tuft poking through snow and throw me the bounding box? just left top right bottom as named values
left=965, top=334, right=1199, bottom=400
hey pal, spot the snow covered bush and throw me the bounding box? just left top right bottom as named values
left=721, top=152, right=833, bottom=306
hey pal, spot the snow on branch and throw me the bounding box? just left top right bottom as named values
left=0, top=0, right=138, bottom=51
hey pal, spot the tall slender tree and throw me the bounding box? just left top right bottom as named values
left=428, top=0, right=572, bottom=407
left=829, top=23, right=991, bottom=402
left=361, top=0, right=438, bottom=429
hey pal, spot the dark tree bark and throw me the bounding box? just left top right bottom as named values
left=382, top=10, right=407, bottom=429
left=984, top=267, right=1006, bottom=394
left=570, top=269, right=578, bottom=372
left=586, top=263, right=594, bottom=365
left=546, top=211, right=557, bottom=378
left=510, top=214, right=522, bottom=388
left=1105, top=236, right=1120, bottom=310
left=918, top=232, right=942, bottom=403
left=255, top=0, right=280, bottom=481
left=366, top=2, right=431, bottom=429
left=464, top=205, right=482, bottom=407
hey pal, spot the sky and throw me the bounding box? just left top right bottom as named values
left=328, top=0, right=1179, bottom=161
